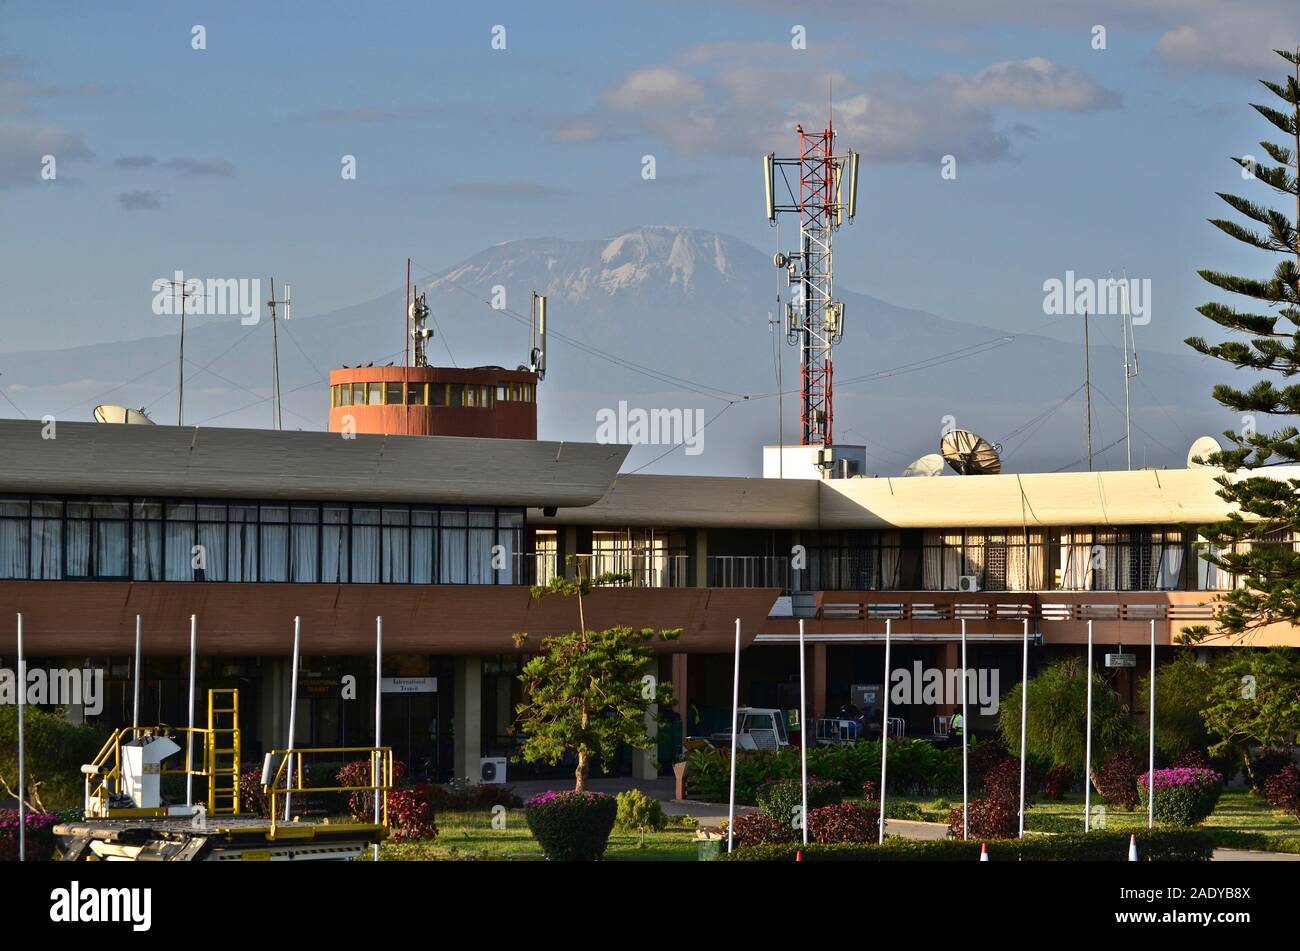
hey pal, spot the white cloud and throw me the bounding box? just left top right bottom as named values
left=604, top=67, right=706, bottom=110
left=952, top=58, right=1120, bottom=112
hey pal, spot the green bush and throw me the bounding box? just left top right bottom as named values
left=722, top=829, right=1215, bottom=862
left=0, top=706, right=106, bottom=813
left=686, top=739, right=961, bottom=804
left=524, top=790, right=617, bottom=861
left=757, top=777, right=841, bottom=829
left=614, top=789, right=666, bottom=834
left=1137, top=768, right=1223, bottom=826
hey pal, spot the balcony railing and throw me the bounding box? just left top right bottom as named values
left=707, top=555, right=792, bottom=589
left=813, top=591, right=1219, bottom=623
left=518, top=552, right=690, bottom=588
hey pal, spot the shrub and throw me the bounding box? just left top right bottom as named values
left=1044, top=763, right=1074, bottom=800
left=756, top=778, right=842, bottom=828
left=523, top=790, right=617, bottom=861
left=337, top=759, right=408, bottom=821
left=1095, top=752, right=1142, bottom=811
left=0, top=810, right=58, bottom=861
left=1171, top=749, right=1214, bottom=771
left=614, top=789, right=667, bottom=834
left=386, top=784, right=439, bottom=841
left=970, top=737, right=1009, bottom=792
left=948, top=797, right=1018, bottom=839
left=731, top=812, right=793, bottom=847
left=1263, top=765, right=1300, bottom=818
left=984, top=757, right=1023, bottom=804
left=239, top=764, right=272, bottom=818
left=1137, top=768, right=1223, bottom=826
left=1247, top=748, right=1293, bottom=795
left=808, top=802, right=880, bottom=844
left=430, top=780, right=522, bottom=812
left=861, top=779, right=878, bottom=801
left=884, top=800, right=926, bottom=821
left=723, top=829, right=1215, bottom=862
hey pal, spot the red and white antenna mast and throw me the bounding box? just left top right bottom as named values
left=764, top=119, right=859, bottom=446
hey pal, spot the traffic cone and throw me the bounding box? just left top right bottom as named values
left=1128, top=834, right=1138, bottom=862
left=796, top=850, right=803, bottom=862
left=980, top=842, right=989, bottom=862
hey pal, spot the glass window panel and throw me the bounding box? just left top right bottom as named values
left=430, top=384, right=446, bottom=406
left=0, top=499, right=30, bottom=517
left=31, top=518, right=61, bottom=579
left=132, top=519, right=162, bottom=580
left=227, top=505, right=258, bottom=582
left=133, top=501, right=162, bottom=520
left=0, top=517, right=30, bottom=579
left=165, top=518, right=194, bottom=581
left=340, top=385, right=352, bottom=407
left=94, top=520, right=129, bottom=578
left=198, top=503, right=226, bottom=522
left=32, top=500, right=61, bottom=517
left=291, top=506, right=318, bottom=583
left=382, top=507, right=409, bottom=583
left=407, top=383, right=424, bottom=406
left=321, top=506, right=348, bottom=583
left=352, top=383, right=365, bottom=405
left=196, top=521, right=226, bottom=581
left=66, top=519, right=90, bottom=577
left=386, top=382, right=404, bottom=405
left=449, top=384, right=464, bottom=407
left=351, top=507, right=379, bottom=583
left=368, top=382, right=382, bottom=406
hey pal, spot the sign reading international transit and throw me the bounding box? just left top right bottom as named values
left=380, top=677, right=438, bottom=694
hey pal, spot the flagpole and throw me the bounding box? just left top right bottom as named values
left=16, top=613, right=25, bottom=862
left=798, top=618, right=808, bottom=846
left=961, top=617, right=968, bottom=840
left=1019, top=618, right=1029, bottom=837
left=284, top=616, right=301, bottom=822
left=727, top=617, right=741, bottom=854
left=878, top=618, right=891, bottom=844
left=132, top=615, right=142, bottom=731
left=1084, top=619, right=1094, bottom=832
left=185, top=614, right=196, bottom=809
left=1148, top=618, right=1156, bottom=829
left=373, top=615, right=383, bottom=861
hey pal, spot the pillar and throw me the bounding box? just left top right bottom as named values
left=812, top=642, right=828, bottom=721
left=453, top=655, right=483, bottom=784
left=671, top=653, right=689, bottom=735
left=259, top=656, right=291, bottom=760
left=632, top=660, right=659, bottom=780
left=692, top=529, right=708, bottom=587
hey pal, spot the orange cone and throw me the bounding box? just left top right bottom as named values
left=980, top=842, right=989, bottom=861
left=1128, top=834, right=1138, bottom=862
left=796, top=850, right=803, bottom=862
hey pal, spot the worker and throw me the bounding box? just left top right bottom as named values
left=949, top=711, right=965, bottom=748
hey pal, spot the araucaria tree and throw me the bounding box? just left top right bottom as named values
left=513, top=562, right=679, bottom=791
left=1184, top=48, right=1300, bottom=643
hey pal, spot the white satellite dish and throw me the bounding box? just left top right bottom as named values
left=94, top=405, right=156, bottom=425
left=902, top=453, right=945, bottom=477
left=1187, top=435, right=1223, bottom=468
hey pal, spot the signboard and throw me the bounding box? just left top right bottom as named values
left=1104, top=653, right=1136, bottom=669
left=851, top=684, right=883, bottom=711
left=381, top=677, right=438, bottom=694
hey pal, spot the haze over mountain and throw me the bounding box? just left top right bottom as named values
left=0, top=225, right=1241, bottom=476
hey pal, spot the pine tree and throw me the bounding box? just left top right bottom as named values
left=1184, top=48, right=1300, bottom=643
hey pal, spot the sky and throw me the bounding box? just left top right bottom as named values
left=1, top=0, right=1298, bottom=364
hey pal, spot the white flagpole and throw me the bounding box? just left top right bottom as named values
left=878, top=618, right=892, bottom=844
left=132, top=615, right=142, bottom=731
left=284, top=616, right=301, bottom=822
left=1018, top=618, right=1029, bottom=838
left=185, top=614, right=196, bottom=809
left=16, top=613, right=25, bottom=862
left=1084, top=619, right=1094, bottom=832
left=1148, top=618, right=1156, bottom=829
left=727, top=617, right=741, bottom=854
left=798, top=618, right=808, bottom=846
left=373, top=615, right=383, bottom=861
left=961, top=617, right=969, bottom=841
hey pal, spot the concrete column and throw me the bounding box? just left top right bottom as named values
left=453, top=655, right=483, bottom=784
left=693, top=529, right=708, bottom=587
left=562, top=527, right=578, bottom=580
left=812, top=642, right=828, bottom=721
left=632, top=660, right=658, bottom=780
left=938, top=642, right=960, bottom=716
left=671, top=653, right=689, bottom=736
left=259, top=656, right=290, bottom=760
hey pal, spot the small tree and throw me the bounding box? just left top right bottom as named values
left=1137, top=652, right=1219, bottom=758
left=1200, top=647, right=1300, bottom=783
left=0, top=705, right=106, bottom=813
left=1183, top=48, right=1300, bottom=643
left=514, top=556, right=679, bottom=792
left=998, top=658, right=1134, bottom=791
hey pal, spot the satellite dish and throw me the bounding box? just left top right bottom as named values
left=1187, top=435, right=1223, bottom=468
left=93, top=405, right=155, bottom=425
left=902, top=453, right=945, bottom=477
left=940, top=429, right=1002, bottom=475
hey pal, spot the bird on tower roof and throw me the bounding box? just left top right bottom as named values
left=795, top=123, right=804, bottom=133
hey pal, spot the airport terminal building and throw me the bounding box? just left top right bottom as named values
left=1, top=370, right=1296, bottom=784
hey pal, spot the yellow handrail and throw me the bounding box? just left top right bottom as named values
left=264, top=746, right=394, bottom=839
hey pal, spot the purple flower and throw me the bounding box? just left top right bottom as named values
left=1138, top=767, right=1223, bottom=790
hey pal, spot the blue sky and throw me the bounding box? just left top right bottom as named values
left=2, top=0, right=1298, bottom=361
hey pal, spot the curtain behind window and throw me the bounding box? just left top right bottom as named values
left=0, top=514, right=29, bottom=579
left=351, top=507, right=379, bottom=583
left=321, top=506, right=348, bottom=583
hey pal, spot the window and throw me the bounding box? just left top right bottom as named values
left=386, top=382, right=404, bottom=406
left=407, top=383, right=424, bottom=406
left=497, top=384, right=508, bottom=402
left=352, top=383, right=365, bottom=406
left=339, top=385, right=352, bottom=407
left=449, top=384, right=464, bottom=408
left=0, top=494, right=526, bottom=588
left=367, top=382, right=382, bottom=406
left=430, top=384, right=446, bottom=407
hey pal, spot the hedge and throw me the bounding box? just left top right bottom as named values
left=721, top=829, right=1215, bottom=862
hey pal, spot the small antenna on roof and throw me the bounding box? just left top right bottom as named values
left=530, top=291, right=547, bottom=381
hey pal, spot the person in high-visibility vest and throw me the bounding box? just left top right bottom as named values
left=949, top=712, right=965, bottom=748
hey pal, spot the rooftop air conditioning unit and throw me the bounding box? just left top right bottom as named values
left=479, top=757, right=507, bottom=784
left=958, top=575, right=981, bottom=593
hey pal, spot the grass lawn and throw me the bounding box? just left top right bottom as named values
left=375, top=810, right=702, bottom=861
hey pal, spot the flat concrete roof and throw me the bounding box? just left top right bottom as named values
left=0, top=419, right=627, bottom=508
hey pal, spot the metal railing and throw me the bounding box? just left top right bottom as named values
left=707, top=555, right=792, bottom=589
left=813, top=593, right=1218, bottom=623
left=82, top=725, right=216, bottom=818
left=264, top=745, right=394, bottom=838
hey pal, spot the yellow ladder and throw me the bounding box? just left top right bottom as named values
left=206, top=688, right=242, bottom=816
